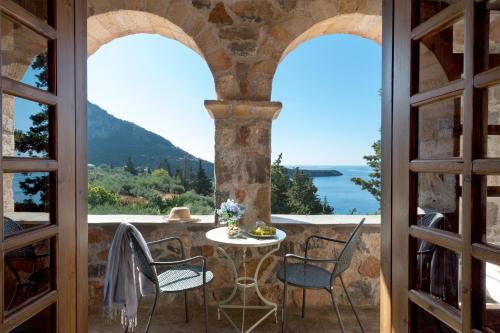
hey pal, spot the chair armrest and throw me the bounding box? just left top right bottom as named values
left=147, top=237, right=185, bottom=259
left=284, top=253, right=338, bottom=264
left=34, top=253, right=50, bottom=259
left=416, top=249, right=434, bottom=255
left=151, top=256, right=206, bottom=269
left=305, top=235, right=346, bottom=258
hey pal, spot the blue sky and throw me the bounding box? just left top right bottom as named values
left=272, top=34, right=381, bottom=165
left=16, top=33, right=381, bottom=165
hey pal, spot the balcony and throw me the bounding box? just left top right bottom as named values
left=87, top=214, right=381, bottom=332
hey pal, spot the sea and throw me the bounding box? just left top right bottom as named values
left=292, top=165, right=380, bottom=215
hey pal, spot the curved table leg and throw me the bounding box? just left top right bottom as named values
left=216, top=246, right=239, bottom=320
left=216, top=243, right=281, bottom=333
left=250, top=243, right=280, bottom=329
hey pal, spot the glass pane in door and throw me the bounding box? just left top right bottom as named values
left=412, top=304, right=457, bottom=333
left=486, top=0, right=500, bottom=70
left=416, top=0, right=462, bottom=25
left=417, top=173, right=462, bottom=234
left=418, top=18, right=464, bottom=93
left=2, top=94, right=53, bottom=158
left=413, top=241, right=461, bottom=310
left=3, top=172, right=53, bottom=236
left=1, top=15, right=52, bottom=91
left=487, top=85, right=500, bottom=158
left=484, top=261, right=500, bottom=332
left=10, top=0, right=51, bottom=24
left=8, top=304, right=55, bottom=332
left=4, top=238, right=54, bottom=312
left=487, top=175, right=500, bottom=248
left=417, top=96, right=463, bottom=159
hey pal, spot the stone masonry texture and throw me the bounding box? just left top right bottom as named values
left=88, top=221, right=381, bottom=309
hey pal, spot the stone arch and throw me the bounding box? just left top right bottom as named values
left=279, top=13, right=382, bottom=63
left=248, top=0, right=382, bottom=100
left=87, top=10, right=203, bottom=57
left=86, top=0, right=231, bottom=99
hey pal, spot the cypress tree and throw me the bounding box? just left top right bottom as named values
left=193, top=159, right=212, bottom=196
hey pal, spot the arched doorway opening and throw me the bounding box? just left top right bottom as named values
left=87, top=32, right=215, bottom=216
left=270, top=18, right=382, bottom=324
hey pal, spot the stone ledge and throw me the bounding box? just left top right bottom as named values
left=5, top=212, right=381, bottom=228
left=87, top=214, right=380, bottom=228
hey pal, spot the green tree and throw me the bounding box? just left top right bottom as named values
left=192, top=159, right=212, bottom=196
left=351, top=138, right=381, bottom=204
left=158, top=158, right=172, bottom=176
left=124, top=156, right=137, bottom=175
left=287, top=168, right=325, bottom=214
left=271, top=153, right=291, bottom=213
left=321, top=195, right=334, bottom=214
left=14, top=53, right=50, bottom=209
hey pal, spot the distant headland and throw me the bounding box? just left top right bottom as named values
left=286, top=168, right=343, bottom=177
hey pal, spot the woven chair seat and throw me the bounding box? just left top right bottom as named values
left=277, top=263, right=331, bottom=289
left=158, top=265, right=214, bottom=293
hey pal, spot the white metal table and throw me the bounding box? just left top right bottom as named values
left=205, top=226, right=286, bottom=333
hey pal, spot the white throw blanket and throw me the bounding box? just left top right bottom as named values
left=103, top=222, right=155, bottom=330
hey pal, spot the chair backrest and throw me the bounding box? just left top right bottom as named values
left=332, top=218, right=365, bottom=278
left=418, top=212, right=445, bottom=253
left=127, top=229, right=158, bottom=285
left=3, top=217, right=36, bottom=260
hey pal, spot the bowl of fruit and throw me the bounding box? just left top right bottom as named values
left=248, top=221, right=277, bottom=239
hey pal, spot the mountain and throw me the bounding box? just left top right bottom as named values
left=87, top=102, right=214, bottom=177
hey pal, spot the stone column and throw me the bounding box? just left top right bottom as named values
left=205, top=100, right=281, bottom=225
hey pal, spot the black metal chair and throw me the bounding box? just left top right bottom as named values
left=415, top=212, right=459, bottom=333
left=278, top=218, right=366, bottom=333
left=3, top=217, right=50, bottom=310
left=126, top=229, right=214, bottom=333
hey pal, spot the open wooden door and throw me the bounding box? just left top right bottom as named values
left=392, top=0, right=500, bottom=332
left=0, top=0, right=85, bottom=331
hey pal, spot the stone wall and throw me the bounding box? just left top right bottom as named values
left=88, top=215, right=380, bottom=310
left=87, top=0, right=382, bottom=100
left=84, top=0, right=382, bottom=224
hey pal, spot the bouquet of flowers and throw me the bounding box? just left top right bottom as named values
left=217, top=199, right=244, bottom=237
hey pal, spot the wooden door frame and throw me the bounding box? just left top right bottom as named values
left=68, top=1, right=396, bottom=332
left=380, top=0, right=395, bottom=332
left=0, top=0, right=84, bottom=331
left=389, top=1, right=500, bottom=332
left=391, top=0, right=411, bottom=331
left=75, top=0, right=88, bottom=331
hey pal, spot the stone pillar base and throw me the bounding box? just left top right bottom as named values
left=205, top=100, right=281, bottom=225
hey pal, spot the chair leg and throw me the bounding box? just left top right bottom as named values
left=282, top=281, right=288, bottom=333
left=340, top=276, right=365, bottom=333
left=301, top=288, right=306, bottom=318
left=203, top=284, right=209, bottom=333
left=144, top=291, right=159, bottom=333
left=184, top=291, right=189, bottom=323
left=21, top=283, right=31, bottom=302
left=329, top=289, right=345, bottom=333
left=7, top=283, right=19, bottom=310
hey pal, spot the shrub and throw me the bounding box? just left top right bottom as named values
left=171, top=184, right=185, bottom=194
left=88, top=185, right=119, bottom=206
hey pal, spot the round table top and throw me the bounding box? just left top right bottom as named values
left=205, top=227, right=286, bottom=248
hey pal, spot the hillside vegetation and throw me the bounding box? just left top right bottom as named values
left=88, top=162, right=213, bottom=215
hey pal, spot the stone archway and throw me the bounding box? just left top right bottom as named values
left=87, top=10, right=203, bottom=57
left=279, top=13, right=382, bottom=62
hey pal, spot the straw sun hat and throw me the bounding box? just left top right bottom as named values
left=165, top=207, right=200, bottom=223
